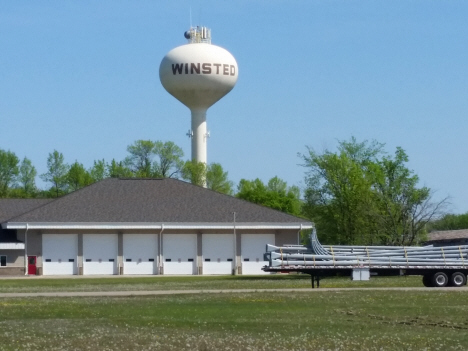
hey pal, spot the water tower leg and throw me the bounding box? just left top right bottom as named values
left=191, top=109, right=208, bottom=165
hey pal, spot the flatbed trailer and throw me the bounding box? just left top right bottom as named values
left=262, top=230, right=468, bottom=288
left=263, top=264, right=468, bottom=288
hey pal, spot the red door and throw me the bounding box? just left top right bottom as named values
left=28, top=256, right=37, bottom=275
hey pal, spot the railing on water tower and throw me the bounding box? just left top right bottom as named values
left=185, top=26, right=212, bottom=44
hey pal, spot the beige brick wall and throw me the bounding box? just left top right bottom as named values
left=275, top=230, right=299, bottom=247
left=0, top=267, right=25, bottom=276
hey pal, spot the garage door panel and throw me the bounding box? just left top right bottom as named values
left=123, top=234, right=158, bottom=275
left=164, top=262, right=196, bottom=275
left=83, top=234, right=118, bottom=275
left=43, top=234, right=78, bottom=275
left=163, top=234, right=197, bottom=275
left=203, top=261, right=233, bottom=275
left=202, top=234, right=234, bottom=275
left=241, top=234, right=274, bottom=275
left=124, top=261, right=157, bottom=275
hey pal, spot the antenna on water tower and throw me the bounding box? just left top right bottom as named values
left=159, top=26, right=238, bottom=171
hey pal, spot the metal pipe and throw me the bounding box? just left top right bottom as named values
left=270, top=252, right=467, bottom=261
left=159, top=224, right=164, bottom=275
left=265, top=230, right=468, bottom=270
left=24, top=223, right=29, bottom=276
left=324, top=246, right=432, bottom=251
left=233, top=212, right=237, bottom=275
left=266, top=244, right=308, bottom=252
left=270, top=259, right=467, bottom=267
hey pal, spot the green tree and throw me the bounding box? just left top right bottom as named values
left=124, top=140, right=185, bottom=178
left=429, top=212, right=468, bottom=231
left=67, top=161, right=93, bottom=191
left=40, top=150, right=69, bottom=197
left=17, top=157, right=37, bottom=196
left=369, top=147, right=448, bottom=245
left=181, top=161, right=207, bottom=187
left=124, top=140, right=156, bottom=177
left=153, top=141, right=184, bottom=178
left=108, top=159, right=133, bottom=178
left=301, top=137, right=448, bottom=245
left=89, top=159, right=108, bottom=182
left=0, top=149, right=19, bottom=197
left=236, top=177, right=302, bottom=216
left=206, top=163, right=234, bottom=195
left=302, top=144, right=379, bottom=245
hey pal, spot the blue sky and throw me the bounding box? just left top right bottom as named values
left=1, top=1, right=467, bottom=213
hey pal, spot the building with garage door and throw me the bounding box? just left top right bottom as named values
left=0, top=178, right=312, bottom=276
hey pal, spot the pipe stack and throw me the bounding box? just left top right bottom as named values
left=265, top=229, right=468, bottom=269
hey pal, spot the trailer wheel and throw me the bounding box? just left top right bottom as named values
left=449, top=272, right=467, bottom=287
left=422, top=274, right=433, bottom=287
left=431, top=272, right=448, bottom=287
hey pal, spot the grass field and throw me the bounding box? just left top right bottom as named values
left=0, top=274, right=424, bottom=293
left=1, top=289, right=468, bottom=350
left=1, top=275, right=468, bottom=350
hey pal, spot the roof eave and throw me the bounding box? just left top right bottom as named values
left=0, top=242, right=25, bottom=250
left=4, top=222, right=313, bottom=231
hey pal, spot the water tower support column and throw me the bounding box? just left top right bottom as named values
left=191, top=109, right=208, bottom=164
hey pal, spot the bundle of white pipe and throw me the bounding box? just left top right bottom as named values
left=270, top=259, right=467, bottom=267
left=265, top=230, right=468, bottom=269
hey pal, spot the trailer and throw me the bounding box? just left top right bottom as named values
left=262, top=230, right=468, bottom=288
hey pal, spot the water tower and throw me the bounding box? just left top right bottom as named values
left=159, top=26, right=238, bottom=165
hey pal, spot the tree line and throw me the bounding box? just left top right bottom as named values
left=300, top=137, right=452, bottom=245
left=0, top=140, right=233, bottom=198
left=1, top=137, right=462, bottom=245
left=0, top=140, right=300, bottom=212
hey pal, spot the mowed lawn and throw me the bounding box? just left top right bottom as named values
left=0, top=276, right=468, bottom=350
left=0, top=274, right=424, bottom=293
left=1, top=290, right=468, bottom=350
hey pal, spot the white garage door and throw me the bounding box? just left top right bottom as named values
left=202, top=234, right=234, bottom=275
left=163, top=234, right=197, bottom=275
left=241, top=234, right=275, bottom=275
left=123, top=234, right=158, bottom=275
left=43, top=234, right=78, bottom=275
left=83, top=234, right=118, bottom=275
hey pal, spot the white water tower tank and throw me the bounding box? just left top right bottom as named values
left=159, top=26, right=238, bottom=164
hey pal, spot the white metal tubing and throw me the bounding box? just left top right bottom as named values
left=270, top=259, right=467, bottom=267
left=318, top=246, right=468, bottom=257
left=322, top=245, right=434, bottom=250
left=341, top=245, right=468, bottom=252
left=270, top=252, right=467, bottom=261
left=271, top=255, right=467, bottom=265
left=322, top=245, right=467, bottom=253
left=266, top=244, right=308, bottom=252
left=329, top=249, right=468, bottom=257
left=272, top=257, right=467, bottom=265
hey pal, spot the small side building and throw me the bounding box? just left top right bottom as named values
left=0, top=199, right=53, bottom=275
left=425, top=229, right=468, bottom=247
left=0, top=178, right=312, bottom=276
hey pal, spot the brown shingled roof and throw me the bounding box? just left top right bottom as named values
left=427, top=229, right=468, bottom=242
left=5, top=178, right=310, bottom=224
left=0, top=199, right=54, bottom=223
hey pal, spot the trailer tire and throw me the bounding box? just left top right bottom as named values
left=422, top=274, right=433, bottom=287
left=431, top=272, right=448, bottom=287
left=449, top=272, right=467, bottom=287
